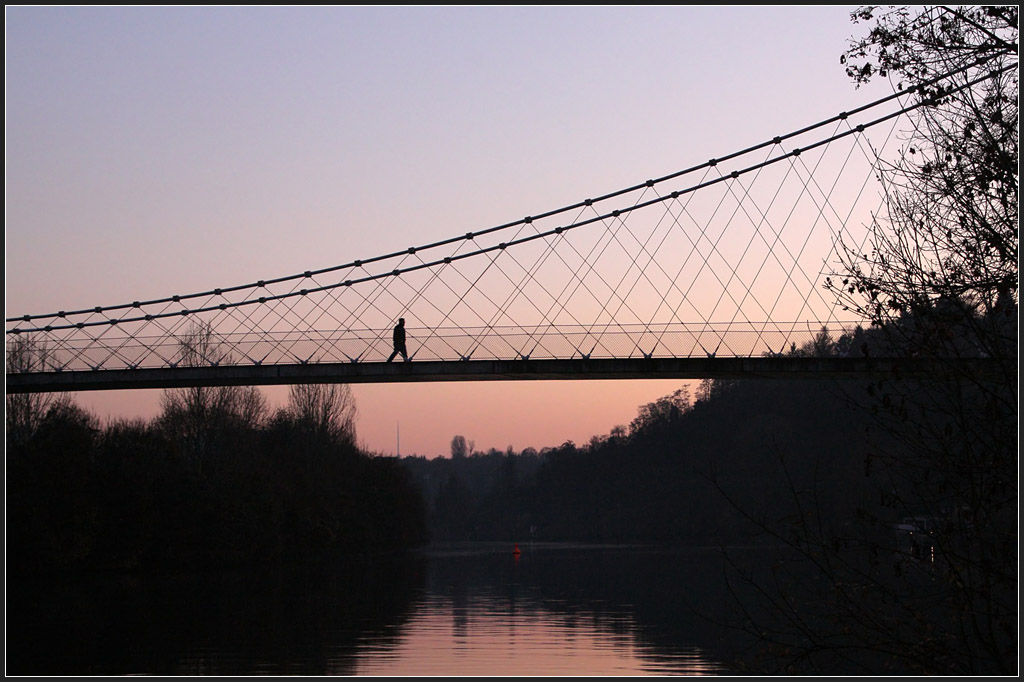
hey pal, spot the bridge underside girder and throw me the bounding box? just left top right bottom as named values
left=4, top=356, right=1003, bottom=393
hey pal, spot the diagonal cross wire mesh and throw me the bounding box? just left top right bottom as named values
left=8, top=62, right=1006, bottom=373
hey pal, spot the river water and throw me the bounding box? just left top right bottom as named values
left=9, top=542, right=760, bottom=675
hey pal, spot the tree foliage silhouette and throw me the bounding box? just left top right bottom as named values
left=725, top=6, right=1020, bottom=674
left=7, top=326, right=427, bottom=572
left=5, top=334, right=71, bottom=448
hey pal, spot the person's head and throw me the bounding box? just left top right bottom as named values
left=398, top=318, right=405, bottom=325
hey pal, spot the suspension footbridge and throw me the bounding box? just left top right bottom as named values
left=6, top=62, right=1009, bottom=393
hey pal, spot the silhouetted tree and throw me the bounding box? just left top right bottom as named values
left=287, top=382, right=357, bottom=447
left=695, top=378, right=734, bottom=404
left=450, top=434, right=469, bottom=460
left=629, top=387, right=691, bottom=438
left=730, top=6, right=1018, bottom=674
left=7, top=399, right=101, bottom=572
left=158, top=322, right=268, bottom=476
left=832, top=6, right=1017, bottom=350
left=5, top=334, right=71, bottom=448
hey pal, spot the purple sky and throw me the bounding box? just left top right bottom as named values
left=6, top=6, right=894, bottom=457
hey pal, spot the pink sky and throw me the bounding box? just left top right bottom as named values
left=71, top=379, right=692, bottom=458
left=6, top=6, right=893, bottom=457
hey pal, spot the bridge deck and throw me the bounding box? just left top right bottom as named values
left=5, top=356, right=1004, bottom=393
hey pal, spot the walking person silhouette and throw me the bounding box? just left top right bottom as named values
left=387, top=318, right=408, bottom=362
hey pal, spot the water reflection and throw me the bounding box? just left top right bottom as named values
left=353, top=592, right=724, bottom=675
left=9, top=543, right=738, bottom=675
left=376, top=542, right=732, bottom=675
left=9, top=554, right=424, bottom=676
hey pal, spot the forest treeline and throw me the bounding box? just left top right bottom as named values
left=404, top=373, right=874, bottom=546
left=6, top=376, right=427, bottom=574
left=399, top=323, right=973, bottom=545
left=402, top=293, right=1015, bottom=551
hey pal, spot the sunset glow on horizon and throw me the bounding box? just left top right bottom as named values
left=6, top=6, right=895, bottom=457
